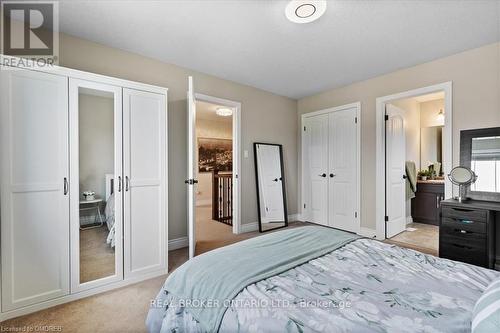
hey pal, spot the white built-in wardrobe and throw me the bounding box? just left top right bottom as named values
left=301, top=103, right=360, bottom=233
left=0, top=60, right=168, bottom=320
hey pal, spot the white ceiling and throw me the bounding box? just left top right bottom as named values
left=58, top=0, right=500, bottom=99
left=196, top=101, right=234, bottom=122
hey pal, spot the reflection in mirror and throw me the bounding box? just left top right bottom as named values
left=254, top=143, right=288, bottom=232
left=471, top=136, right=500, bottom=193
left=79, top=87, right=115, bottom=283
left=420, top=126, right=443, bottom=174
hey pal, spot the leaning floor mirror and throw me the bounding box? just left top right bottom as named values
left=254, top=143, right=288, bottom=232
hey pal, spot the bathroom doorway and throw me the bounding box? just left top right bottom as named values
left=376, top=83, right=453, bottom=255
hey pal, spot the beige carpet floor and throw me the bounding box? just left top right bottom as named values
left=80, top=225, right=115, bottom=283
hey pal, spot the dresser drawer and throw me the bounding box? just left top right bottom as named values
left=440, top=232, right=486, bottom=250
left=441, top=217, right=486, bottom=234
left=440, top=241, right=487, bottom=267
left=441, top=206, right=487, bottom=222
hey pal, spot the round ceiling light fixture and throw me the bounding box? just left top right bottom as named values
left=285, top=0, right=327, bottom=24
left=215, top=107, right=233, bottom=117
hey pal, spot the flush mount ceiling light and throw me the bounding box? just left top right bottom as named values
left=216, top=107, right=233, bottom=117
left=285, top=0, right=327, bottom=24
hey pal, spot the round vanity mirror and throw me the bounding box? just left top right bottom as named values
left=448, top=166, right=477, bottom=202
left=448, top=166, right=476, bottom=185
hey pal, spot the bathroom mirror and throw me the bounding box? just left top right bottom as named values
left=460, top=127, right=500, bottom=201
left=420, top=126, right=443, bottom=174
left=254, top=143, right=288, bottom=232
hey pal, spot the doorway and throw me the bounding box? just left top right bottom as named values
left=376, top=83, right=452, bottom=255
left=186, top=77, right=241, bottom=258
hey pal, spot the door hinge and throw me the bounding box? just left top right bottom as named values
left=355, top=117, right=358, bottom=124
left=355, top=211, right=358, bottom=218
left=303, top=203, right=306, bottom=209
left=384, top=115, right=389, bottom=121
left=303, top=126, right=306, bottom=131
left=385, top=215, right=389, bottom=222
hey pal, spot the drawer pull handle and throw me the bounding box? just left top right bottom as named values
left=458, top=219, right=473, bottom=224
left=455, top=229, right=469, bottom=234
left=452, top=243, right=472, bottom=250
left=451, top=207, right=474, bottom=212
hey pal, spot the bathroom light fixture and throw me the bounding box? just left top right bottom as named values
left=285, top=0, right=327, bottom=24
left=216, top=107, right=233, bottom=117
left=437, top=108, right=444, bottom=122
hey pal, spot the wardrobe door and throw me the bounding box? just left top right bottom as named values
left=69, top=78, right=123, bottom=293
left=304, top=114, right=329, bottom=226
left=123, top=88, right=167, bottom=278
left=0, top=68, right=69, bottom=311
left=328, top=108, right=358, bottom=233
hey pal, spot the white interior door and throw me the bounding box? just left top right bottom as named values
left=305, top=114, right=329, bottom=225
left=0, top=68, right=69, bottom=311
left=69, top=78, right=124, bottom=292
left=123, top=88, right=167, bottom=278
left=329, top=108, right=359, bottom=232
left=187, top=76, right=197, bottom=259
left=386, top=104, right=407, bottom=238
left=256, top=144, right=285, bottom=222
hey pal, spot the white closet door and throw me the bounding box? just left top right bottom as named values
left=386, top=104, right=407, bottom=238
left=305, top=114, right=329, bottom=225
left=0, top=68, right=69, bottom=311
left=328, top=108, right=358, bottom=233
left=123, top=88, right=167, bottom=278
left=186, top=76, right=196, bottom=259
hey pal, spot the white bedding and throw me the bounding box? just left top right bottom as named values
left=105, top=192, right=116, bottom=248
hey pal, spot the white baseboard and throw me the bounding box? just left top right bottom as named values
left=288, top=214, right=300, bottom=221
left=358, top=227, right=377, bottom=238
left=168, top=236, right=188, bottom=250
left=406, top=216, right=414, bottom=225
left=240, top=222, right=259, bottom=233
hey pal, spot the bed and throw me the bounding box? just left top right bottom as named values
left=146, top=226, right=499, bottom=332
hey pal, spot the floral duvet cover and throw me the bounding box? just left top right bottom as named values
left=147, top=239, right=499, bottom=333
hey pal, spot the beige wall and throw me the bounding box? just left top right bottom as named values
left=78, top=93, right=114, bottom=201
left=298, top=42, right=500, bottom=231
left=420, top=99, right=445, bottom=128
left=58, top=33, right=298, bottom=240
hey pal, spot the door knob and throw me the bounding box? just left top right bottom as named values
left=403, top=175, right=407, bottom=179
left=272, top=178, right=278, bottom=182
left=330, top=173, right=336, bottom=178
left=319, top=173, right=326, bottom=178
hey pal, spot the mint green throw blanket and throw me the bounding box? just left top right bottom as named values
left=163, top=226, right=360, bottom=332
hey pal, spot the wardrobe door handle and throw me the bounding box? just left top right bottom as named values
left=125, top=176, right=130, bottom=191
left=118, top=176, right=122, bottom=192
left=63, top=177, right=68, bottom=195
left=319, top=173, right=326, bottom=178
left=330, top=173, right=336, bottom=178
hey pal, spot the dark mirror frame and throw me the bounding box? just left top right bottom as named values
left=460, top=127, right=500, bottom=202
left=254, top=142, right=288, bottom=233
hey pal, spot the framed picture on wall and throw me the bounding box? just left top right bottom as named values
left=198, top=138, right=232, bottom=172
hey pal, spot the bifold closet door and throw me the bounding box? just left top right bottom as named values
left=304, top=114, right=329, bottom=226
left=0, top=68, right=69, bottom=311
left=328, top=109, right=358, bottom=232
left=123, top=88, right=167, bottom=278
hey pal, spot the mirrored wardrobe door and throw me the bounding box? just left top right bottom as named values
left=69, top=78, right=123, bottom=292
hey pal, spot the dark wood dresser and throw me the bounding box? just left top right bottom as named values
left=440, top=199, right=499, bottom=269
left=412, top=181, right=445, bottom=225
